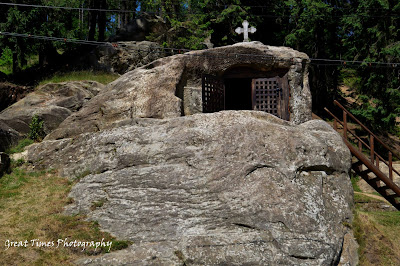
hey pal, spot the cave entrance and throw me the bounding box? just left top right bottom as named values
left=202, top=71, right=290, bottom=120
left=225, top=78, right=253, bottom=110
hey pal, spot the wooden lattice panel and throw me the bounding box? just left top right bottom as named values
left=202, top=74, right=225, bottom=113
left=253, top=78, right=279, bottom=116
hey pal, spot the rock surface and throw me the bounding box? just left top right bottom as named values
left=0, top=81, right=104, bottom=151
left=0, top=120, right=21, bottom=152
left=339, top=231, right=359, bottom=266
left=46, top=42, right=312, bottom=140
left=27, top=111, right=353, bottom=265
left=93, top=41, right=166, bottom=74
left=109, top=13, right=168, bottom=42
left=0, top=82, right=33, bottom=111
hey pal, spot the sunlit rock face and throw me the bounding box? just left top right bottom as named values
left=27, top=111, right=353, bottom=265
left=46, top=42, right=311, bottom=141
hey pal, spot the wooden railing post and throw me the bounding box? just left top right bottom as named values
left=333, top=118, right=337, bottom=131
left=370, top=135, right=374, bottom=164
left=389, top=152, right=393, bottom=181
left=343, top=111, right=348, bottom=140
left=327, top=102, right=400, bottom=209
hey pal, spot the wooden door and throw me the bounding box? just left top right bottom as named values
left=252, top=76, right=290, bottom=120
left=202, top=74, right=225, bottom=113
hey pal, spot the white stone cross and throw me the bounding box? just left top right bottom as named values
left=235, top=20, right=256, bottom=42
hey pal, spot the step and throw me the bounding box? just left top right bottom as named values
left=367, top=177, right=380, bottom=184
left=385, top=193, right=400, bottom=200
left=360, top=169, right=372, bottom=176
left=352, top=161, right=364, bottom=169
left=377, top=185, right=389, bottom=191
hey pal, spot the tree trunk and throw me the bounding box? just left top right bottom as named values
left=98, top=0, right=107, bottom=41
left=123, top=0, right=128, bottom=27
left=88, top=0, right=99, bottom=41
left=160, top=0, right=165, bottom=19
left=12, top=51, right=18, bottom=74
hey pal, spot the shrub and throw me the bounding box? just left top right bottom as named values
left=29, top=115, right=45, bottom=141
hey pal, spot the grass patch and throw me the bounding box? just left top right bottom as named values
left=90, top=199, right=108, bottom=211
left=353, top=208, right=400, bottom=266
left=38, top=71, right=119, bottom=86
left=75, top=169, right=92, bottom=181
left=0, top=165, right=130, bottom=265
left=352, top=188, right=400, bottom=266
left=353, top=193, right=383, bottom=204
left=350, top=173, right=362, bottom=192
left=6, top=138, right=34, bottom=154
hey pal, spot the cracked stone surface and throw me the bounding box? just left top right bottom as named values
left=27, top=111, right=354, bottom=265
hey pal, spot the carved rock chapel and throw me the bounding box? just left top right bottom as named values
left=182, top=41, right=312, bottom=124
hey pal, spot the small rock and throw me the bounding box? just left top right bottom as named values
left=10, top=150, right=28, bottom=162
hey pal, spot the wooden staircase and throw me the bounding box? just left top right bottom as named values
left=325, top=100, right=400, bottom=210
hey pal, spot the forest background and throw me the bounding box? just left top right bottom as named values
left=0, top=0, right=399, bottom=133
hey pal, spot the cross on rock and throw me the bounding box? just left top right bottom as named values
left=235, top=20, right=256, bottom=42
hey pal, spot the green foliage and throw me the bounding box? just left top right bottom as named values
left=38, top=71, right=119, bottom=86
left=350, top=173, right=362, bottom=193
left=339, top=69, right=361, bottom=89
left=340, top=0, right=400, bottom=132
left=6, top=138, right=34, bottom=154
left=110, top=240, right=132, bottom=251
left=0, top=47, right=13, bottom=74
left=11, top=158, right=25, bottom=168
left=144, top=0, right=251, bottom=49
left=28, top=115, right=45, bottom=141
left=0, top=0, right=398, bottom=132
left=0, top=167, right=30, bottom=201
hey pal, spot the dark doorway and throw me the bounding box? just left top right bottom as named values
left=202, top=73, right=290, bottom=121
left=225, top=78, right=253, bottom=110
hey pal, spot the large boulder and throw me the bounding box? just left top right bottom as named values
left=0, top=82, right=33, bottom=111
left=0, top=81, right=104, bottom=151
left=0, top=120, right=21, bottom=152
left=46, top=42, right=312, bottom=140
left=93, top=41, right=166, bottom=74
left=26, top=111, right=353, bottom=265
left=109, top=13, right=168, bottom=42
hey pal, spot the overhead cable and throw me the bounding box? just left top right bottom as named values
left=0, top=31, right=399, bottom=69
